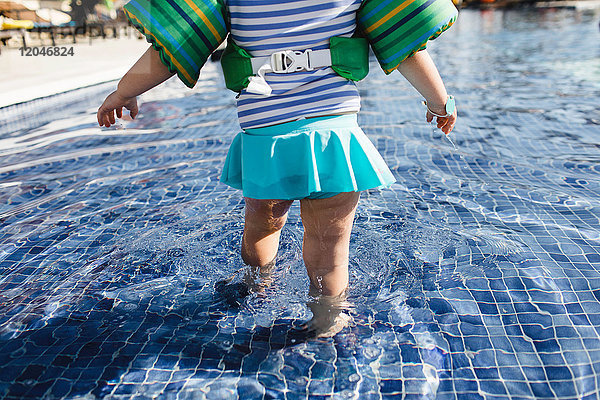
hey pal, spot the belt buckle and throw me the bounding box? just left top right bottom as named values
left=270, top=49, right=313, bottom=73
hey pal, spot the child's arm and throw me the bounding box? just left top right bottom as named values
left=396, top=50, right=457, bottom=135
left=97, top=45, right=176, bottom=127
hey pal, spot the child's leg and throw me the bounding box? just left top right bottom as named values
left=242, top=198, right=294, bottom=268
left=300, top=191, right=360, bottom=297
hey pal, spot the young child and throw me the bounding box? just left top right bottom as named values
left=97, top=0, right=457, bottom=336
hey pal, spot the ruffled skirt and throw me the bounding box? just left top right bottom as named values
left=219, top=114, right=396, bottom=200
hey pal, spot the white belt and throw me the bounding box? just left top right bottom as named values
left=246, top=49, right=332, bottom=96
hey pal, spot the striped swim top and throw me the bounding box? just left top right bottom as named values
left=227, top=0, right=362, bottom=130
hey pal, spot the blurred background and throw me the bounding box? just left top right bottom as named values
left=0, top=0, right=148, bottom=107
left=0, top=0, right=132, bottom=47
left=0, top=0, right=598, bottom=107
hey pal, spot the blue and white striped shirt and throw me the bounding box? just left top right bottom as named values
left=226, top=0, right=362, bottom=129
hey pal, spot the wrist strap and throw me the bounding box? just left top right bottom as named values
left=423, top=95, right=455, bottom=118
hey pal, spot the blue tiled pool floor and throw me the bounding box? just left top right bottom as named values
left=1, top=9, right=600, bottom=400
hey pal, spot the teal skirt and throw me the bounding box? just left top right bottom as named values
left=219, top=114, right=396, bottom=200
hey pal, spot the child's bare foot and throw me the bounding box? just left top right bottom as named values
left=309, top=310, right=352, bottom=338
left=214, top=271, right=250, bottom=307
left=215, top=258, right=277, bottom=306
left=306, top=290, right=353, bottom=338
left=242, top=261, right=275, bottom=294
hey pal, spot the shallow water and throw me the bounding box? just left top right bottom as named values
left=1, top=8, right=600, bottom=400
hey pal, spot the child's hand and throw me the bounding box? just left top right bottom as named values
left=426, top=107, right=457, bottom=136
left=97, top=91, right=138, bottom=128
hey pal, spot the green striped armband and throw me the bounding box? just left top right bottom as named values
left=123, top=0, right=228, bottom=88
left=357, top=0, right=458, bottom=74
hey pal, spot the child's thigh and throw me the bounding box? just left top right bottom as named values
left=244, top=198, right=294, bottom=230
left=300, top=192, right=360, bottom=236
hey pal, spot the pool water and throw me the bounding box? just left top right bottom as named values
left=1, top=8, right=600, bottom=400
